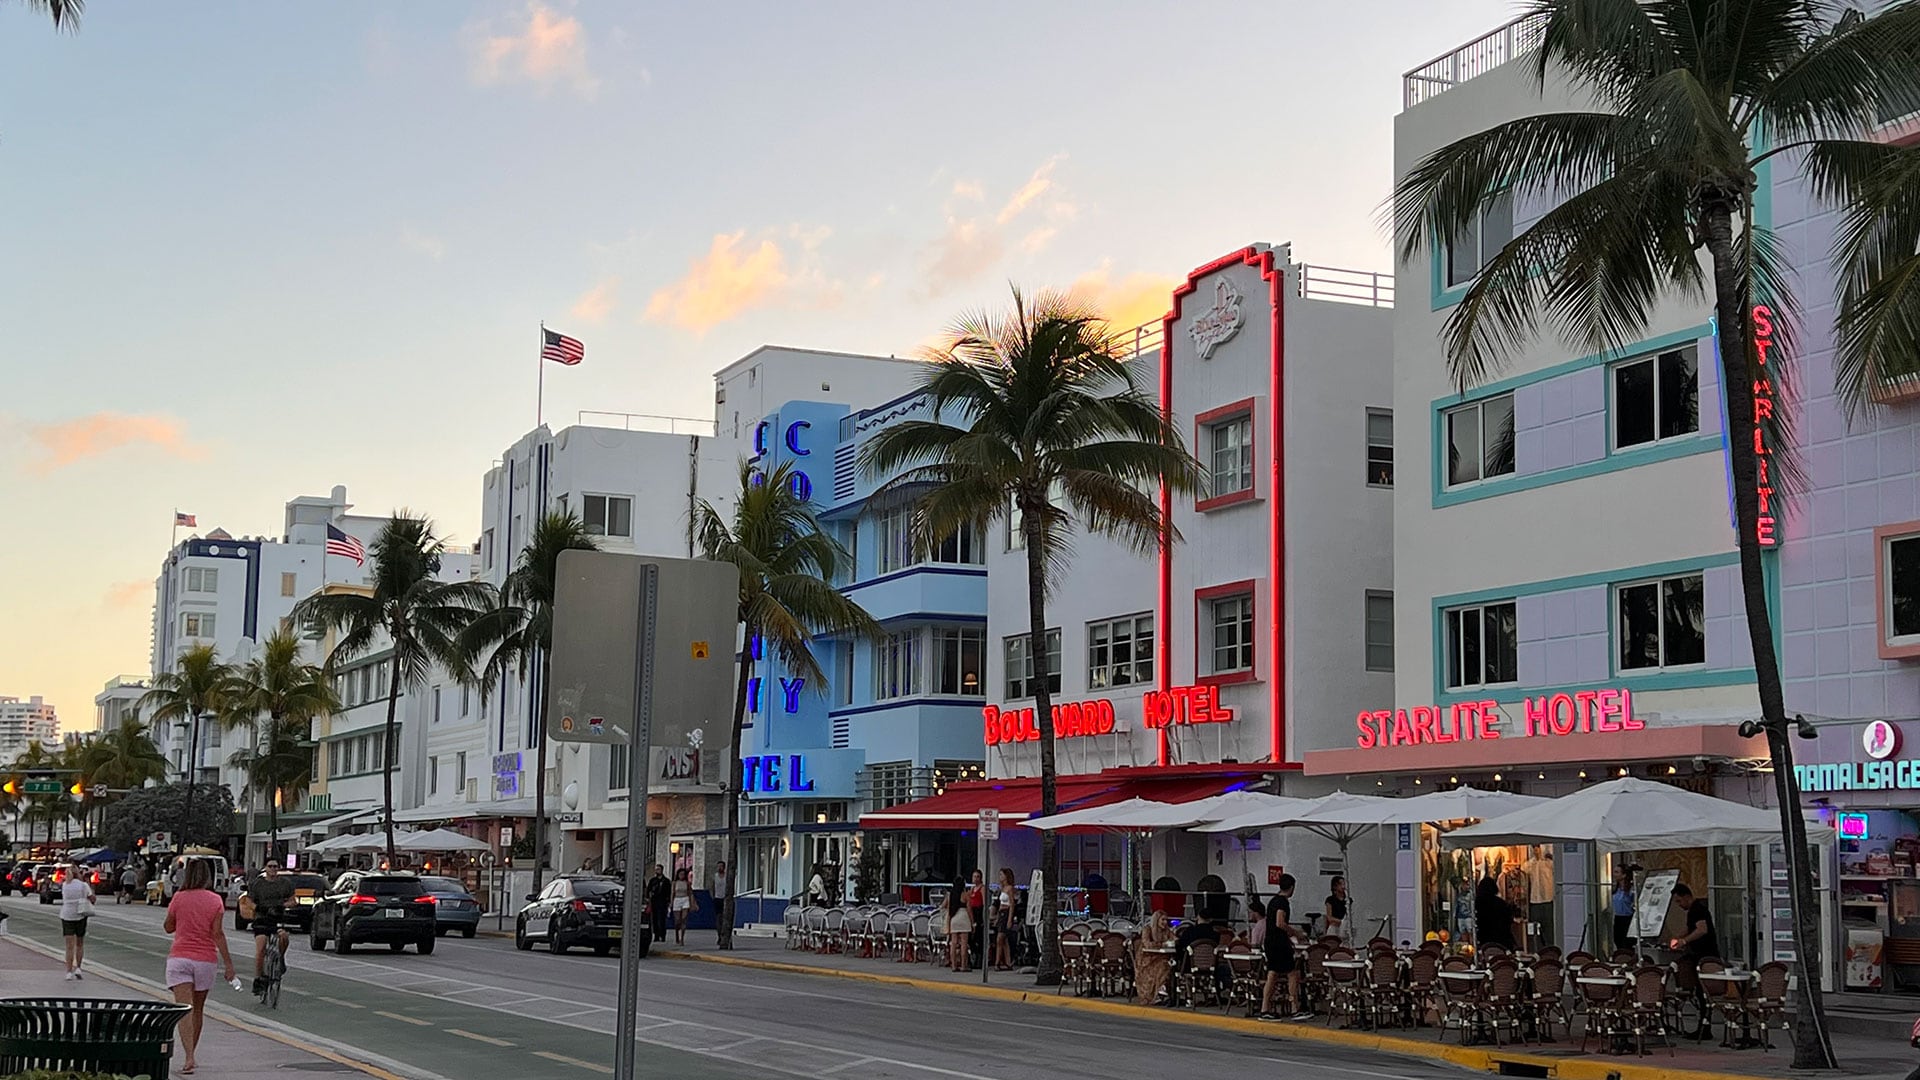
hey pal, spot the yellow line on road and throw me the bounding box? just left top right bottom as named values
left=318, top=996, right=366, bottom=1009
left=533, top=1050, right=613, bottom=1074
left=375, top=1010, right=432, bottom=1026
left=446, top=1027, right=514, bottom=1047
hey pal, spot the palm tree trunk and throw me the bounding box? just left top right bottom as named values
left=181, top=710, right=201, bottom=849
left=1022, top=500, right=1062, bottom=987
left=533, top=649, right=549, bottom=894
left=1702, top=201, right=1835, bottom=1070
left=268, top=780, right=280, bottom=868
left=382, top=663, right=402, bottom=868
left=244, top=718, right=260, bottom=868
left=720, top=629, right=755, bottom=950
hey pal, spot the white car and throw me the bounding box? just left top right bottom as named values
left=160, top=854, right=231, bottom=905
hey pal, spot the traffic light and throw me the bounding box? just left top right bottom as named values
left=2, top=778, right=15, bottom=797
left=69, top=779, right=84, bottom=797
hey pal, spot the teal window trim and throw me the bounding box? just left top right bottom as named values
left=1430, top=550, right=1745, bottom=704
left=1431, top=237, right=1472, bottom=311
left=1430, top=322, right=1715, bottom=508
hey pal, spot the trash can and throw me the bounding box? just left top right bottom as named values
left=0, top=997, right=192, bottom=1080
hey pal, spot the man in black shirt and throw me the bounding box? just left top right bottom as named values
left=1667, top=883, right=1721, bottom=959
left=1258, top=874, right=1310, bottom=1021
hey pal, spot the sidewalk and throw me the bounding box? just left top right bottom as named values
left=0, top=936, right=410, bottom=1080
left=656, top=935, right=1920, bottom=1080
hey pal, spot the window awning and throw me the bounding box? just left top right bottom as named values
left=858, top=766, right=1285, bottom=832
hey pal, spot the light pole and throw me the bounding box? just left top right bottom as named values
left=1737, top=711, right=1831, bottom=1067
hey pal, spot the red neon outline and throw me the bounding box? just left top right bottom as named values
left=1193, top=398, right=1260, bottom=512
left=1159, top=247, right=1287, bottom=768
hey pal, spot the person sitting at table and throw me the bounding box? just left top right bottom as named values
left=1133, top=910, right=1176, bottom=1005
left=1474, top=876, right=1518, bottom=952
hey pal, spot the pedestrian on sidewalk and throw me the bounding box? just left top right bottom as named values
left=645, top=864, right=670, bottom=944
left=671, top=868, right=695, bottom=945
left=710, top=861, right=729, bottom=946
left=119, top=863, right=140, bottom=904
left=164, top=858, right=235, bottom=1077
left=943, top=877, right=972, bottom=973
left=60, top=864, right=95, bottom=979
left=991, top=868, right=1018, bottom=971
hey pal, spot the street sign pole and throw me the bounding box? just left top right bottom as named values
left=613, top=563, right=658, bottom=1080
left=977, top=808, right=999, bottom=985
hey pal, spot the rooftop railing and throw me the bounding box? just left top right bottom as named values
left=1299, top=264, right=1394, bottom=308
left=1403, top=13, right=1546, bottom=109
left=576, top=411, right=717, bottom=437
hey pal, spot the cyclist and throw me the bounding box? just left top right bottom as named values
left=246, top=863, right=295, bottom=994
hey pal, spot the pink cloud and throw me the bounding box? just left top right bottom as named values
left=103, top=580, right=151, bottom=610
left=26, top=412, right=208, bottom=474
left=644, top=231, right=791, bottom=334
left=467, top=3, right=599, bottom=98
left=571, top=277, right=619, bottom=323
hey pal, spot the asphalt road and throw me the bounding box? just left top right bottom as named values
left=0, top=896, right=1465, bottom=1080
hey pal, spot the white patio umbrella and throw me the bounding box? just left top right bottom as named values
left=1440, top=777, right=1786, bottom=853
left=307, top=832, right=388, bottom=853
left=394, top=828, right=490, bottom=853
left=1382, top=786, right=1551, bottom=824
left=1099, top=790, right=1311, bottom=830
left=1020, top=797, right=1168, bottom=831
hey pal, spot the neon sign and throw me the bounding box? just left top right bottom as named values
left=1838, top=811, right=1869, bottom=840
left=785, top=421, right=811, bottom=455
left=753, top=421, right=770, bottom=457
left=1750, top=305, right=1779, bottom=548
left=1142, top=684, right=1235, bottom=729
left=741, top=754, right=814, bottom=794
left=1798, top=760, right=1920, bottom=793
left=1354, top=688, right=1642, bottom=749
left=983, top=700, right=1116, bottom=745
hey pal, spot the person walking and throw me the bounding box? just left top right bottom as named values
left=60, top=864, right=95, bottom=979
left=644, top=864, right=670, bottom=943
left=118, top=863, right=140, bottom=905
left=944, top=877, right=972, bottom=972
left=1257, top=874, right=1310, bottom=1021
left=710, top=861, right=730, bottom=945
left=670, top=867, right=696, bottom=945
left=164, top=858, right=235, bottom=1077
left=991, top=868, right=1018, bottom=971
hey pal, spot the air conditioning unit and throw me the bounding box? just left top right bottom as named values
left=465, top=779, right=478, bottom=803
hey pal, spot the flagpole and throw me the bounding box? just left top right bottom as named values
left=537, top=321, right=546, bottom=429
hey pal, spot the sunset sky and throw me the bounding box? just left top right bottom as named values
left=1, top=1, right=1513, bottom=732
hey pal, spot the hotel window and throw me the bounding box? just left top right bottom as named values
left=610, top=742, right=630, bottom=790
left=482, top=528, right=495, bottom=570
left=1008, top=481, right=1065, bottom=550
left=933, top=627, right=985, bottom=696
left=280, top=572, right=297, bottom=597
left=185, top=567, right=218, bottom=593
left=875, top=505, right=915, bottom=574
left=1004, top=630, right=1061, bottom=699
left=1208, top=415, right=1254, bottom=497
left=456, top=752, right=468, bottom=792
left=359, top=667, right=372, bottom=703
left=1366, top=409, right=1394, bottom=487
left=356, top=737, right=369, bottom=774
left=1443, top=393, right=1516, bottom=487
left=583, top=493, right=633, bottom=538
left=461, top=685, right=470, bottom=716
left=1365, top=590, right=1394, bottom=672
left=1444, top=601, right=1517, bottom=688
left=1888, top=534, right=1920, bottom=642
left=376, top=661, right=389, bottom=697
left=428, top=756, right=439, bottom=796
left=873, top=630, right=922, bottom=701
left=931, top=521, right=985, bottom=565
left=837, top=645, right=854, bottom=706
left=182, top=612, right=215, bottom=638
left=432, top=687, right=442, bottom=724
left=1444, top=189, right=1513, bottom=288
left=1087, top=614, right=1153, bottom=689
left=1208, top=595, right=1255, bottom=675
left=1613, top=345, right=1700, bottom=449
left=1617, top=574, right=1705, bottom=671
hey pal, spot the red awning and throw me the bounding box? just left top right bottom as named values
left=858, top=765, right=1287, bottom=831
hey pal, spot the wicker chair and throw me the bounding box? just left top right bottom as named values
left=1324, top=948, right=1368, bottom=1029
left=1626, top=964, right=1673, bottom=1056
left=1609, top=948, right=1638, bottom=968
left=1057, top=929, right=1087, bottom=996
left=1301, top=942, right=1332, bottom=1014
left=1564, top=950, right=1595, bottom=968
left=1224, top=951, right=1264, bottom=1016
left=1528, top=958, right=1569, bottom=1041
left=1537, top=945, right=1563, bottom=965
left=1748, top=961, right=1791, bottom=1051
left=1095, top=932, right=1133, bottom=998
left=784, top=904, right=808, bottom=949
left=1406, top=949, right=1441, bottom=1028
left=1435, top=962, right=1489, bottom=1044
left=1485, top=957, right=1527, bottom=1046
left=1367, top=948, right=1408, bottom=1029
left=1577, top=962, right=1626, bottom=1054
left=1179, top=940, right=1222, bottom=1008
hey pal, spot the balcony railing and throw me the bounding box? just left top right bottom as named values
left=1113, top=317, right=1165, bottom=361
left=1403, top=13, right=1547, bottom=109
left=1298, top=264, right=1394, bottom=308
left=576, top=411, right=717, bottom=437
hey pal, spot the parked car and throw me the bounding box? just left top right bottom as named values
left=0, top=860, right=13, bottom=896
left=235, top=872, right=330, bottom=933
left=309, top=870, right=437, bottom=955
left=33, top=863, right=63, bottom=905
left=514, top=875, right=643, bottom=957
left=161, top=854, right=230, bottom=905
left=419, top=876, right=482, bottom=938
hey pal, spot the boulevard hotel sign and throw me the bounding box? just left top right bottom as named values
left=983, top=684, right=1234, bottom=746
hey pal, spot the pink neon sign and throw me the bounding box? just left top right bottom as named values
left=1142, top=684, right=1235, bottom=729
left=1355, top=687, right=1642, bottom=749
left=1751, top=305, right=1779, bottom=548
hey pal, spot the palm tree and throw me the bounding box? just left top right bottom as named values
left=141, top=644, right=233, bottom=852
left=224, top=628, right=338, bottom=864
left=694, top=460, right=881, bottom=948
left=458, top=511, right=598, bottom=893
left=861, top=287, right=1202, bottom=986
left=16, top=0, right=81, bottom=29
left=78, top=719, right=168, bottom=844
left=293, top=514, right=491, bottom=866
left=229, top=715, right=318, bottom=865
left=1391, top=2, right=1920, bottom=1065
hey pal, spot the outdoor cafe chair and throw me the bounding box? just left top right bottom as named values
left=1484, top=957, right=1526, bottom=1046
left=1095, top=932, right=1133, bottom=998
left=1302, top=942, right=1332, bottom=1013
left=1626, top=964, right=1673, bottom=1057
left=1576, top=962, right=1628, bottom=1055
left=1537, top=945, right=1563, bottom=964
left=784, top=904, right=808, bottom=950
left=1178, top=940, right=1222, bottom=1009
left=1609, top=948, right=1638, bottom=969
left=1700, top=960, right=1758, bottom=1049
left=1747, top=961, right=1790, bottom=1051
left=1406, top=949, right=1441, bottom=1027
left=1223, top=951, right=1264, bottom=1017
left=1564, top=950, right=1595, bottom=969
left=1435, top=962, right=1489, bottom=1044
left=1057, top=929, right=1088, bottom=996
left=1366, top=936, right=1393, bottom=952
left=1367, top=948, right=1407, bottom=1029
left=918, top=914, right=943, bottom=964
left=889, top=914, right=916, bottom=961
left=819, top=907, right=846, bottom=953
left=1666, top=953, right=1708, bottom=1040
left=1527, top=958, right=1569, bottom=1041
left=1323, top=948, right=1368, bottom=1029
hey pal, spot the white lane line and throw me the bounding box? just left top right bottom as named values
left=551, top=1006, right=613, bottom=1018
left=490, top=996, right=547, bottom=1009
left=375, top=1010, right=433, bottom=1027
left=316, top=996, right=365, bottom=1009
left=817, top=1059, right=878, bottom=1076
left=533, top=1050, right=613, bottom=1074
left=446, top=1027, right=515, bottom=1047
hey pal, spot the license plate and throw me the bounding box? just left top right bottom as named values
left=608, top=929, right=623, bottom=939
left=384, top=908, right=404, bottom=918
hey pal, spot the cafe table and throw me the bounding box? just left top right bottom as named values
left=1698, top=970, right=1759, bottom=1048
left=1574, top=976, right=1632, bottom=1054
left=1436, top=970, right=1493, bottom=1044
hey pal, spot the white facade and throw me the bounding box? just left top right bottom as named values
left=93, top=676, right=150, bottom=736
left=0, top=695, right=59, bottom=764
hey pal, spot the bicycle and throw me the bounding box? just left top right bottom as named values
left=256, top=923, right=287, bottom=1009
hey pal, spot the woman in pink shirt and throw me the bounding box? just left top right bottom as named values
left=163, top=858, right=234, bottom=1076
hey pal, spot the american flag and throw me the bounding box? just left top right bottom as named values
left=174, top=511, right=196, bottom=527
left=541, top=327, right=584, bottom=366
left=326, top=524, right=367, bottom=566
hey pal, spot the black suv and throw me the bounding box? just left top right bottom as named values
left=237, top=872, right=330, bottom=933
left=514, top=875, right=644, bottom=957
left=309, top=871, right=437, bottom=955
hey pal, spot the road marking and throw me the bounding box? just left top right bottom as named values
left=818, top=1059, right=878, bottom=1076
left=533, top=1050, right=613, bottom=1074
left=375, top=1010, right=432, bottom=1026
left=317, top=996, right=365, bottom=1009
left=446, top=1027, right=515, bottom=1047
left=282, top=986, right=312, bottom=996
left=551, top=1006, right=612, bottom=1018
left=491, top=996, right=547, bottom=1009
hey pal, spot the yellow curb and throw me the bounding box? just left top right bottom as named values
left=654, top=949, right=1767, bottom=1080
left=1, top=936, right=414, bottom=1080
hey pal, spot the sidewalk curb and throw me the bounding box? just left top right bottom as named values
left=4, top=935, right=445, bottom=1080
left=653, top=948, right=1769, bottom=1080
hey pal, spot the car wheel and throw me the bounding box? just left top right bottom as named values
left=334, top=930, right=353, bottom=955
left=593, top=944, right=612, bottom=957
left=310, top=927, right=325, bottom=952
left=389, top=942, right=406, bottom=953
left=548, top=919, right=568, bottom=955
left=514, top=918, right=532, bottom=951
left=462, top=927, right=476, bottom=940
left=417, top=936, right=435, bottom=956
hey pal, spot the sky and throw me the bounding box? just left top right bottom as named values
left=0, top=0, right=1515, bottom=733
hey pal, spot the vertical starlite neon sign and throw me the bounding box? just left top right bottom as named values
left=1751, top=304, right=1779, bottom=548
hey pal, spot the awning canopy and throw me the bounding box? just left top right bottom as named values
left=859, top=766, right=1285, bottom=832
left=1442, top=777, right=1789, bottom=853
left=392, top=798, right=535, bottom=823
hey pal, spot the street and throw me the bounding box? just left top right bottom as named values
left=1, top=898, right=1461, bottom=1080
